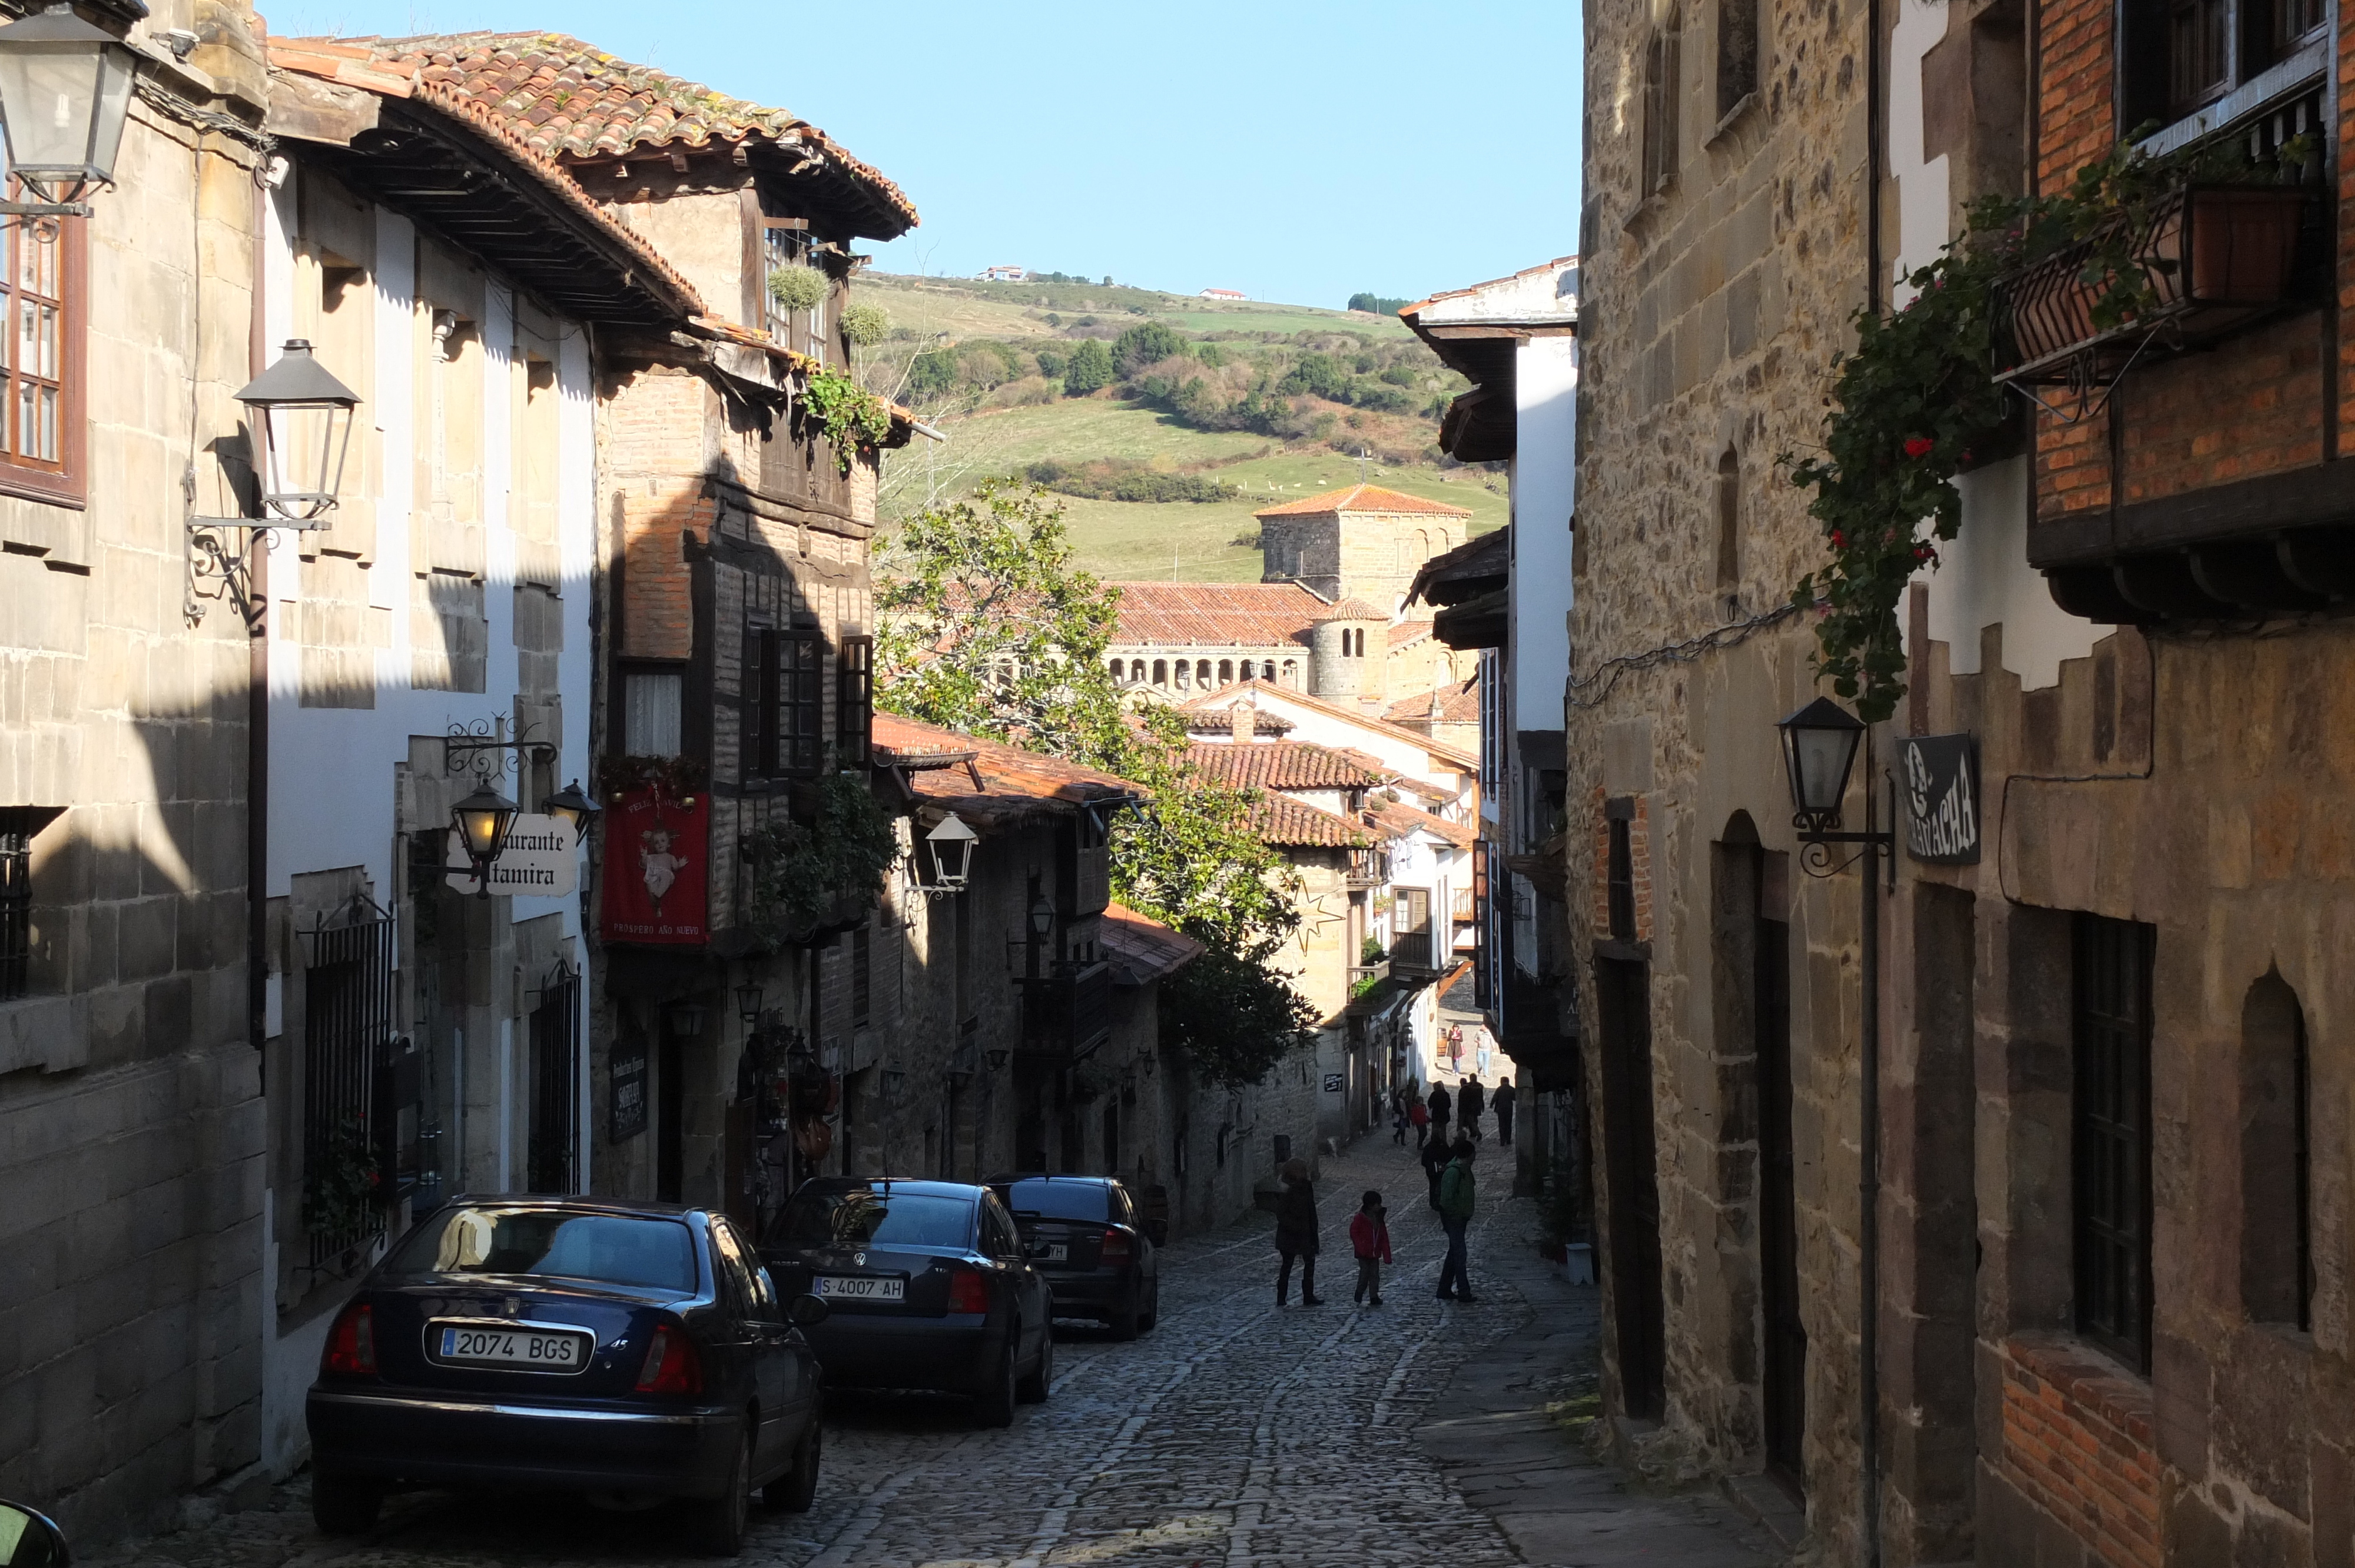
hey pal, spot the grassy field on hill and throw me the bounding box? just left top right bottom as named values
left=854, top=274, right=1495, bottom=582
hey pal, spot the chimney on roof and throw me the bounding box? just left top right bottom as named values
left=1229, top=702, right=1256, bottom=742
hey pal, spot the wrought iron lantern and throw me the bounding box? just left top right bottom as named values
left=880, top=1061, right=906, bottom=1100
left=1776, top=696, right=1866, bottom=835
left=0, top=4, right=137, bottom=212
left=922, top=812, right=977, bottom=891
left=541, top=779, right=602, bottom=844
left=1027, top=895, right=1056, bottom=943
left=735, top=981, right=765, bottom=1026
left=667, top=1001, right=708, bottom=1038
left=235, top=340, right=361, bottom=525
left=986, top=1047, right=1011, bottom=1071
left=450, top=782, right=518, bottom=899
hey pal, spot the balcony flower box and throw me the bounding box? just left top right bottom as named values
left=1996, top=182, right=2313, bottom=384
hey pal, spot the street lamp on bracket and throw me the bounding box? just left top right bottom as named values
left=185, top=340, right=364, bottom=624
left=0, top=4, right=140, bottom=219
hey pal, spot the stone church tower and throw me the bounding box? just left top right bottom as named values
left=1254, top=483, right=1473, bottom=614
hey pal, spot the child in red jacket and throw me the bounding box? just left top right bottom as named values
left=1348, top=1190, right=1393, bottom=1306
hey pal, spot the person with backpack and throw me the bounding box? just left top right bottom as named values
left=1348, top=1190, right=1392, bottom=1306
left=1460, top=1075, right=1486, bottom=1142
left=1427, top=1081, right=1452, bottom=1146
left=1273, top=1157, right=1324, bottom=1306
left=1436, top=1137, right=1478, bottom=1302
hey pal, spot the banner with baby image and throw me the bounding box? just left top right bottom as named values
left=601, top=786, right=709, bottom=945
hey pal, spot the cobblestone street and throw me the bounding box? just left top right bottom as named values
left=94, top=1141, right=1777, bottom=1568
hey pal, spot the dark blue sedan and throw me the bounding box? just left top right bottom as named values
left=306, top=1197, right=825, bottom=1557
left=759, top=1178, right=1053, bottom=1427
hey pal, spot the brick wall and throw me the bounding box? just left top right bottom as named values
left=1998, top=1335, right=2164, bottom=1568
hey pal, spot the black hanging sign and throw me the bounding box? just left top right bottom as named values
left=1901, top=733, right=1981, bottom=865
left=609, top=1039, right=649, bottom=1142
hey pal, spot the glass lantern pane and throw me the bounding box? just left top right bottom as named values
left=1793, top=729, right=1853, bottom=812
left=0, top=48, right=99, bottom=172
left=87, top=42, right=133, bottom=180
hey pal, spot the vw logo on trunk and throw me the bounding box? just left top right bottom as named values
left=854, top=1252, right=867, bottom=1266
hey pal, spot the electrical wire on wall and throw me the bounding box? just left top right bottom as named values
left=1565, top=601, right=1804, bottom=711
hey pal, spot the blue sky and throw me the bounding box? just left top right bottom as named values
left=258, top=0, right=1584, bottom=310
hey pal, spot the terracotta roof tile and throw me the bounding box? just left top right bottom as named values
left=874, top=714, right=1140, bottom=824
left=1387, top=619, right=1436, bottom=648
left=1109, top=580, right=1329, bottom=647
left=1369, top=799, right=1477, bottom=848
left=1179, top=680, right=1481, bottom=771
left=1250, top=793, right=1373, bottom=848
left=1386, top=679, right=1481, bottom=725
left=1252, top=483, right=1474, bottom=520
left=1102, top=903, right=1205, bottom=982
left=1313, top=596, right=1389, bottom=622
left=1185, top=742, right=1391, bottom=792
left=287, top=31, right=917, bottom=235
left=1180, top=707, right=1294, bottom=736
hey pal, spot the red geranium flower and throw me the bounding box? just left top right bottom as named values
left=1830, top=530, right=1847, bottom=548
left=1903, top=436, right=1935, bottom=459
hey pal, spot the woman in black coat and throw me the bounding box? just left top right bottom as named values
left=1274, top=1158, right=1324, bottom=1305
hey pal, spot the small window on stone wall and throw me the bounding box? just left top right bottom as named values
left=1717, top=0, right=1757, bottom=118
left=2073, top=912, right=2154, bottom=1372
left=2240, top=969, right=2311, bottom=1331
left=1641, top=11, right=1683, bottom=196
left=1715, top=447, right=1741, bottom=594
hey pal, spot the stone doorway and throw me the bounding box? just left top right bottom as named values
left=1596, top=955, right=1665, bottom=1420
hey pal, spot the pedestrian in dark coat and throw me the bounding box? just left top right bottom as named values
left=1460, top=1075, right=1486, bottom=1141
left=1348, top=1190, right=1392, bottom=1305
left=1427, top=1082, right=1452, bottom=1145
left=1420, top=1125, right=1452, bottom=1210
left=1436, top=1138, right=1478, bottom=1302
left=1273, top=1158, right=1323, bottom=1305
left=1494, top=1076, right=1518, bottom=1146
left=1391, top=1085, right=1410, bottom=1145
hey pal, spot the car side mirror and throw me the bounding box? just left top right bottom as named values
left=0, top=1499, right=70, bottom=1568
left=786, top=1293, right=828, bottom=1329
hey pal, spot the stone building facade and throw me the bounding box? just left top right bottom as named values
left=1569, top=0, right=1889, bottom=1552
left=0, top=2, right=277, bottom=1541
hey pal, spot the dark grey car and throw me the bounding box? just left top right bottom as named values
left=989, top=1175, right=1160, bottom=1340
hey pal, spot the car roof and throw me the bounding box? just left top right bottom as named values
left=987, top=1173, right=1125, bottom=1188
left=437, top=1193, right=711, bottom=1222
left=795, top=1177, right=988, bottom=1200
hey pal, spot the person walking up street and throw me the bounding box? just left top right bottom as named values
left=1494, top=1075, right=1517, bottom=1147
left=1348, top=1190, right=1392, bottom=1305
left=1421, top=1124, right=1452, bottom=1210
left=1427, top=1081, right=1452, bottom=1147
left=1408, top=1094, right=1430, bottom=1148
left=1390, top=1085, right=1410, bottom=1145
left=1436, top=1138, right=1478, bottom=1302
left=1273, top=1158, right=1324, bottom=1305
left=1460, top=1075, right=1485, bottom=1142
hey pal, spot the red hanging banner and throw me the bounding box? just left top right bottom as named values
left=601, top=786, right=710, bottom=945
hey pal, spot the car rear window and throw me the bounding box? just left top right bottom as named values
left=1000, top=1180, right=1112, bottom=1224
left=387, top=1208, right=698, bottom=1293
left=768, top=1190, right=975, bottom=1250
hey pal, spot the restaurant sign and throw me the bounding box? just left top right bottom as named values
left=445, top=813, right=579, bottom=897
left=1902, top=733, right=1981, bottom=865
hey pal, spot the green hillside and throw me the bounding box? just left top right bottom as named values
left=853, top=274, right=1500, bottom=582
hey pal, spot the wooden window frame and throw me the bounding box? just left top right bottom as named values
left=2121, top=0, right=2329, bottom=131
left=758, top=629, right=825, bottom=778
left=837, top=636, right=873, bottom=767
left=0, top=210, right=87, bottom=507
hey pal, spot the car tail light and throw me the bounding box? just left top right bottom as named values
left=634, top=1324, right=703, bottom=1394
left=1101, top=1228, right=1132, bottom=1264
left=321, top=1302, right=376, bottom=1376
left=947, top=1268, right=990, bottom=1315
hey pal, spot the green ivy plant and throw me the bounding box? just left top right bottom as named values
left=1785, top=132, right=2314, bottom=721
left=304, top=1119, right=380, bottom=1243
left=803, top=366, right=895, bottom=474
left=741, top=770, right=898, bottom=946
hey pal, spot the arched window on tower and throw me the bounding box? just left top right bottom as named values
left=1218, top=659, right=1233, bottom=685
left=1152, top=659, right=1167, bottom=687
left=1281, top=659, right=1299, bottom=686
left=2241, top=970, right=2312, bottom=1330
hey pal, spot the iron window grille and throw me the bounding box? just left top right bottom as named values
left=303, top=898, right=398, bottom=1267
left=0, top=830, right=29, bottom=1000
left=528, top=961, right=581, bottom=1194
left=2072, top=912, right=2155, bottom=1371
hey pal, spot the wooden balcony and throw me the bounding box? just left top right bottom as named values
left=1389, top=931, right=1436, bottom=974
left=1018, top=961, right=1114, bottom=1061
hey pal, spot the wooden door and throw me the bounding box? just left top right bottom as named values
left=1596, top=956, right=1666, bottom=1419
left=1756, top=916, right=1806, bottom=1482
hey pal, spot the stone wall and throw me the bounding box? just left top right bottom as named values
left=0, top=0, right=271, bottom=1541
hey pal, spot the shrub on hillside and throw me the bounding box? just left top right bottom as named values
left=1113, top=321, right=1187, bottom=378
left=1062, top=338, right=1115, bottom=396
left=1021, top=458, right=1239, bottom=504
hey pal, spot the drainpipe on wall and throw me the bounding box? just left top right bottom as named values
left=1861, top=1, right=1888, bottom=1558
left=248, top=174, right=269, bottom=1062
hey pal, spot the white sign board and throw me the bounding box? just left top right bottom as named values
left=445, top=813, right=579, bottom=898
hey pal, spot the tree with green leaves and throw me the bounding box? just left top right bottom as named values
left=1062, top=337, right=1115, bottom=396
left=874, top=483, right=1314, bottom=1087
left=1112, top=320, right=1186, bottom=378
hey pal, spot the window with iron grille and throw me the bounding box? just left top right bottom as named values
left=2074, top=912, right=2154, bottom=1371
left=851, top=923, right=872, bottom=1026
left=304, top=904, right=398, bottom=1267
left=759, top=630, right=824, bottom=776
left=838, top=636, right=873, bottom=766
left=1607, top=814, right=1637, bottom=942
left=0, top=830, right=31, bottom=1001
left=0, top=208, right=84, bottom=505
left=528, top=962, right=582, bottom=1194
